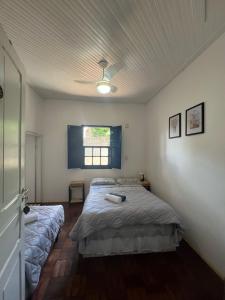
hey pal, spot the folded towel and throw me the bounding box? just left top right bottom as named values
left=109, top=193, right=126, bottom=202
left=105, top=193, right=126, bottom=204
left=24, top=213, right=38, bottom=224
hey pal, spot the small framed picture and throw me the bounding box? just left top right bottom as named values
left=169, top=113, right=181, bottom=139
left=185, top=102, right=204, bottom=136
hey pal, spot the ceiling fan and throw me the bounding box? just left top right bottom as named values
left=74, top=59, right=123, bottom=94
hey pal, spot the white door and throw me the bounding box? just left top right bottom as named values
left=25, top=134, right=36, bottom=203
left=0, top=38, right=25, bottom=300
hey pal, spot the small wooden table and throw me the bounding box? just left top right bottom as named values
left=69, top=181, right=85, bottom=203
left=141, top=180, right=151, bottom=191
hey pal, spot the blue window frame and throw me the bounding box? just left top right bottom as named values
left=67, top=125, right=121, bottom=169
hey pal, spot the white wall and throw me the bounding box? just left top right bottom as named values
left=146, top=32, right=225, bottom=278
left=25, top=84, right=44, bottom=202
left=25, top=84, right=43, bottom=134
left=42, top=99, right=147, bottom=202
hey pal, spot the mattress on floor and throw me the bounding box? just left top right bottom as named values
left=24, top=205, right=64, bottom=294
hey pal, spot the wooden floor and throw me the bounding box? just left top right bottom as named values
left=32, top=203, right=224, bottom=300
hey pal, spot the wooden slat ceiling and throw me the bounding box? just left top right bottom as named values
left=0, top=0, right=225, bottom=103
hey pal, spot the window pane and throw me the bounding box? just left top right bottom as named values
left=83, top=126, right=110, bottom=146
left=101, top=148, right=108, bottom=156
left=93, top=147, right=100, bottom=156
left=93, top=157, right=100, bottom=165
left=85, top=157, right=92, bottom=165
left=101, top=157, right=108, bottom=165
left=85, top=147, right=92, bottom=156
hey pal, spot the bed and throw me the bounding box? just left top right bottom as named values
left=24, top=205, right=64, bottom=296
left=69, top=179, right=183, bottom=257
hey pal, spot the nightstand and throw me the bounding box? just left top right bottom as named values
left=69, top=181, right=85, bottom=203
left=141, top=180, right=151, bottom=191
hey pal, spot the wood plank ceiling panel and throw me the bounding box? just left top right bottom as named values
left=0, top=0, right=225, bottom=103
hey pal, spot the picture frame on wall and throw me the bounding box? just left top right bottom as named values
left=185, top=102, right=204, bottom=136
left=169, top=113, right=181, bottom=139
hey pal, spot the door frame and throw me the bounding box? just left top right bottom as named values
left=25, top=131, right=42, bottom=203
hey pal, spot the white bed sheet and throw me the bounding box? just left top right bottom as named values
left=79, top=223, right=179, bottom=257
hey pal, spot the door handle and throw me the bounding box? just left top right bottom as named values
left=23, top=205, right=30, bottom=214
left=0, top=86, right=3, bottom=99
left=21, top=188, right=30, bottom=214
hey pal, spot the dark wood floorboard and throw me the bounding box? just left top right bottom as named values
left=32, top=203, right=224, bottom=300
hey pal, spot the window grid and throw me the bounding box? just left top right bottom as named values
left=84, top=146, right=110, bottom=166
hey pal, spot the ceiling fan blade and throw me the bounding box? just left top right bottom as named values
left=74, top=80, right=96, bottom=85
left=104, top=62, right=124, bottom=80
left=110, top=85, right=118, bottom=93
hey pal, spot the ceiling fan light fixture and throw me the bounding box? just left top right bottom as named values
left=96, top=80, right=111, bottom=94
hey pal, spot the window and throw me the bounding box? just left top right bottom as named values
left=83, top=126, right=110, bottom=167
left=67, top=125, right=122, bottom=169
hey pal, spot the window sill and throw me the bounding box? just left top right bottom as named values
left=82, top=165, right=112, bottom=169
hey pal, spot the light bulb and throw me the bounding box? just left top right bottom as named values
left=96, top=80, right=111, bottom=94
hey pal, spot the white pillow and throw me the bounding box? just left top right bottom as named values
left=91, top=178, right=116, bottom=186
left=116, top=177, right=140, bottom=185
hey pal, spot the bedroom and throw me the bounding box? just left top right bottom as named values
left=0, top=0, right=224, bottom=299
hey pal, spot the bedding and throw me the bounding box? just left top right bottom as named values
left=70, top=185, right=183, bottom=256
left=24, top=205, right=64, bottom=295
left=24, top=212, right=38, bottom=224
left=91, top=177, right=116, bottom=185
left=78, top=224, right=179, bottom=257
left=116, top=177, right=140, bottom=185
